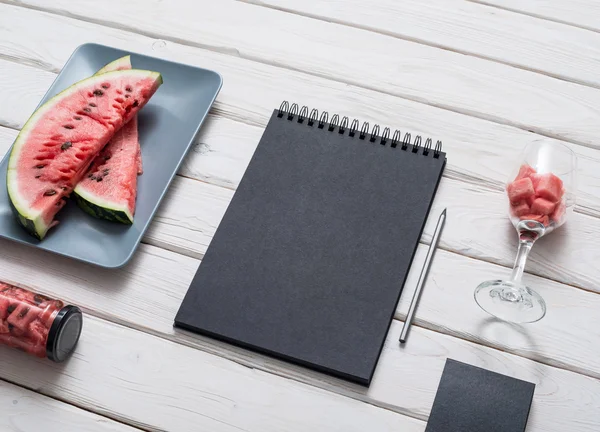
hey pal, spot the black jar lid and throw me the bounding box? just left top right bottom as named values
left=46, top=305, right=83, bottom=362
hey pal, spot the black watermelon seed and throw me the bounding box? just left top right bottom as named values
left=74, top=116, right=82, bottom=120
left=83, top=107, right=92, bottom=113
left=125, top=86, right=132, bottom=92
left=101, top=84, right=110, bottom=89
left=93, top=89, right=104, bottom=96
left=61, top=141, right=72, bottom=151
left=44, top=190, right=57, bottom=196
left=90, top=175, right=97, bottom=181
left=35, top=175, right=41, bottom=179
left=133, top=100, right=139, bottom=107
left=33, top=294, right=48, bottom=305
left=97, top=177, right=103, bottom=182
left=35, top=164, right=46, bottom=169
left=125, top=94, right=130, bottom=98
left=8, top=323, right=14, bottom=332
left=18, top=307, right=30, bottom=318
left=63, top=125, right=74, bottom=130
left=60, top=186, right=68, bottom=191
left=89, top=102, right=97, bottom=108
left=7, top=305, right=15, bottom=314
left=104, top=155, right=111, bottom=161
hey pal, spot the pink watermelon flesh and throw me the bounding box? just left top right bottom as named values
left=7, top=69, right=162, bottom=239
left=516, top=164, right=536, bottom=180
left=551, top=202, right=566, bottom=223
left=535, top=173, right=563, bottom=202
left=74, top=116, right=140, bottom=223
left=73, top=56, right=144, bottom=224
left=507, top=177, right=535, bottom=203
left=136, top=145, right=143, bottom=175
left=93, top=55, right=143, bottom=176
left=508, top=164, right=566, bottom=226
left=510, top=201, right=530, bottom=217
left=530, top=197, right=556, bottom=215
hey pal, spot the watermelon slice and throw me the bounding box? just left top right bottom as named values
left=74, top=116, right=140, bottom=223
left=94, top=55, right=143, bottom=174
left=72, top=57, right=144, bottom=224
left=7, top=69, right=162, bottom=239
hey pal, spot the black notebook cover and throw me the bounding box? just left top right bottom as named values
left=426, top=359, right=535, bottom=432
left=175, top=103, right=446, bottom=385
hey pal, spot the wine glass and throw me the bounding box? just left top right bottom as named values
left=474, top=142, right=577, bottom=323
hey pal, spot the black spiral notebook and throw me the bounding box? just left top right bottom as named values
left=175, top=102, right=447, bottom=385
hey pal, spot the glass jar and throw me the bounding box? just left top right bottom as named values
left=0, top=281, right=82, bottom=361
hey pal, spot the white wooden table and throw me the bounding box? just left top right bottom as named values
left=1, top=0, right=600, bottom=430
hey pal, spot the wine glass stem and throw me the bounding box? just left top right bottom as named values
left=510, top=239, right=534, bottom=283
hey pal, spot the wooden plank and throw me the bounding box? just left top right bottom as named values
left=242, top=0, right=600, bottom=88
left=0, top=218, right=598, bottom=406
left=2, top=85, right=600, bottom=296
left=5, top=1, right=600, bottom=150
left=2, top=81, right=600, bottom=380
left=470, top=0, right=600, bottom=33
left=3, top=92, right=600, bottom=378
left=0, top=291, right=598, bottom=431
left=1, top=379, right=141, bottom=431
left=1, top=316, right=425, bottom=431
left=2, top=9, right=600, bottom=219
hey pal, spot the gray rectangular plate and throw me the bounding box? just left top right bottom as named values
left=0, top=43, right=222, bottom=268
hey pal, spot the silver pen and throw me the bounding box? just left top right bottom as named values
left=399, top=208, right=446, bottom=343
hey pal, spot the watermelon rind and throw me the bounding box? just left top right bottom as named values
left=71, top=55, right=136, bottom=225
left=96, top=55, right=131, bottom=75
left=73, top=187, right=134, bottom=225
left=7, top=69, right=162, bottom=239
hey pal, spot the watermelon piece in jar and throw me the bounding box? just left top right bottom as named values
left=38, top=300, right=64, bottom=327
left=535, top=173, right=564, bottom=202
left=551, top=202, right=567, bottom=224
left=507, top=177, right=535, bottom=204
left=7, top=303, right=39, bottom=332
left=530, top=197, right=556, bottom=215
left=0, top=297, right=11, bottom=320
left=515, top=164, right=536, bottom=180
left=529, top=173, right=542, bottom=189
left=515, top=164, right=536, bottom=181
left=521, top=213, right=550, bottom=226
left=28, top=320, right=49, bottom=345
left=510, top=202, right=530, bottom=217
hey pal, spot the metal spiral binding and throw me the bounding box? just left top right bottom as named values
left=277, top=101, right=443, bottom=158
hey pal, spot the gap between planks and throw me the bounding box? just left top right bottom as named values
left=0, top=50, right=598, bottom=222
left=0, top=102, right=594, bottom=301
left=236, top=0, right=600, bottom=92
left=39, top=274, right=600, bottom=426
left=0, top=376, right=155, bottom=432
left=465, top=0, right=600, bottom=35
left=5, top=0, right=600, bottom=155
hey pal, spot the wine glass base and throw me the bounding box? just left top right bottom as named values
left=474, top=280, right=546, bottom=323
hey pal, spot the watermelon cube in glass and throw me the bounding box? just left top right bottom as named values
left=475, top=142, right=577, bottom=324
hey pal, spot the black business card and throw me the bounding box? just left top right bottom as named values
left=425, top=359, right=535, bottom=432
